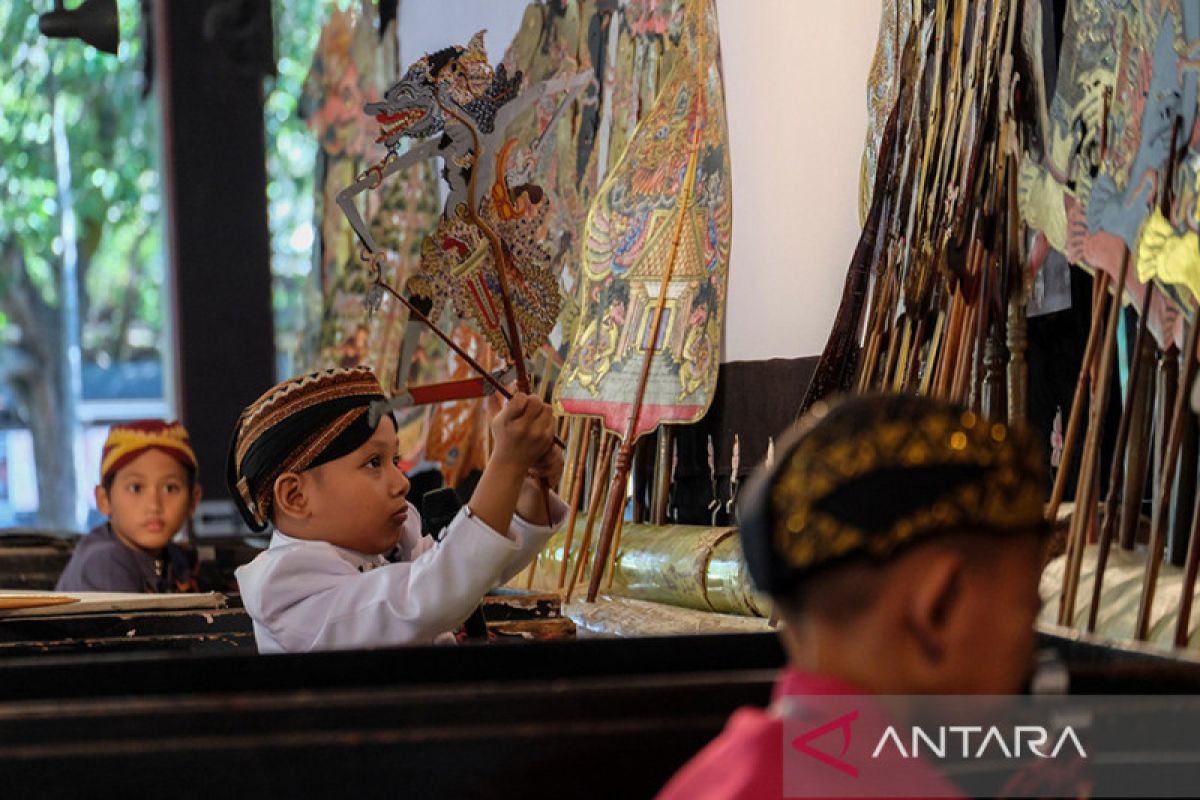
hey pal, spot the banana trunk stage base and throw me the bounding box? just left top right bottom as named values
left=517, top=523, right=770, bottom=617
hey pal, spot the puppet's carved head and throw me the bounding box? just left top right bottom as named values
left=365, top=30, right=523, bottom=150
left=367, top=55, right=445, bottom=147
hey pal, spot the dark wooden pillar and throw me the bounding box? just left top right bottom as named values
left=152, top=0, right=275, bottom=502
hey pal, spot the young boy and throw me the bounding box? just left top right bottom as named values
left=57, top=420, right=203, bottom=593
left=659, top=394, right=1050, bottom=799
left=229, top=365, right=566, bottom=653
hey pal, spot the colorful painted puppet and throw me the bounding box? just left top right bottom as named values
left=337, top=31, right=592, bottom=372
left=554, top=0, right=731, bottom=442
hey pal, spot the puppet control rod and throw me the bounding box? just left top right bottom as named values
left=364, top=261, right=565, bottom=450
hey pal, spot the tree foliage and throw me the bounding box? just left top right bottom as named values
left=0, top=0, right=327, bottom=525
left=0, top=0, right=162, bottom=528
left=0, top=0, right=164, bottom=368
left=266, top=0, right=325, bottom=376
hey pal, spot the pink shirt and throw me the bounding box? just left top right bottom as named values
left=657, top=668, right=963, bottom=800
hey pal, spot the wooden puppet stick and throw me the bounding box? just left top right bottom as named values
left=951, top=301, right=978, bottom=405
left=919, top=308, right=947, bottom=397
left=801, top=57, right=910, bottom=410
left=651, top=427, right=674, bottom=525
left=1119, top=335, right=1157, bottom=550
left=371, top=275, right=566, bottom=449
left=559, top=416, right=582, bottom=499
left=947, top=236, right=985, bottom=403
left=932, top=284, right=964, bottom=399
left=1088, top=285, right=1154, bottom=632
left=901, top=310, right=928, bottom=392
left=1115, top=114, right=1187, bottom=630
left=1060, top=251, right=1129, bottom=627
left=538, top=353, right=555, bottom=402
left=969, top=249, right=994, bottom=410
left=1175, top=479, right=1200, bottom=647
left=607, top=483, right=630, bottom=591
left=557, top=418, right=595, bottom=589
left=567, top=432, right=616, bottom=602
left=881, top=311, right=907, bottom=393
left=857, top=244, right=898, bottom=391
left=1134, top=318, right=1200, bottom=640
left=1046, top=274, right=1109, bottom=521
left=891, top=316, right=914, bottom=392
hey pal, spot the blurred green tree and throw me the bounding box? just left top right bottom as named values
left=0, top=0, right=161, bottom=529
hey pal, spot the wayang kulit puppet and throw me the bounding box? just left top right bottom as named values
left=330, top=29, right=591, bottom=496
left=337, top=31, right=591, bottom=380
left=553, top=0, right=732, bottom=601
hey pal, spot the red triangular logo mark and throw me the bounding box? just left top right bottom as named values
left=791, top=710, right=859, bottom=778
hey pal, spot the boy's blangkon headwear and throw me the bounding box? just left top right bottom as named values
left=226, top=366, right=389, bottom=532
left=739, top=394, right=1049, bottom=595
left=101, top=420, right=197, bottom=485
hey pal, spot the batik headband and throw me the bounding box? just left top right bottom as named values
left=226, top=366, right=389, bottom=531
left=739, top=393, right=1049, bottom=594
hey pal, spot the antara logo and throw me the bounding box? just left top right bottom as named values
left=871, top=726, right=1088, bottom=760
left=791, top=710, right=860, bottom=777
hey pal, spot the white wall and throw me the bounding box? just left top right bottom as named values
left=716, top=0, right=880, bottom=361
left=397, top=0, right=527, bottom=70
left=395, top=0, right=882, bottom=362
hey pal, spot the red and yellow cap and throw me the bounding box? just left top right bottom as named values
left=100, top=419, right=198, bottom=485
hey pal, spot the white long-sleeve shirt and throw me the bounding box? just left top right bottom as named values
left=235, top=496, right=566, bottom=653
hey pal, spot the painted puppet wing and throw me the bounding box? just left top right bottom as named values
left=554, top=0, right=732, bottom=442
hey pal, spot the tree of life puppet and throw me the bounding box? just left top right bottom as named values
left=552, top=0, right=733, bottom=601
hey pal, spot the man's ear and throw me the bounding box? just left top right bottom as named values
left=902, top=550, right=965, bottom=668
left=94, top=484, right=111, bottom=516
left=272, top=471, right=309, bottom=520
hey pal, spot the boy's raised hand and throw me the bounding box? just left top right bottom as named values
left=472, top=392, right=561, bottom=534
left=527, top=431, right=565, bottom=486
left=489, top=392, right=557, bottom=473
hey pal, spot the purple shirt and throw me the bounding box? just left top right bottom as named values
left=56, top=522, right=196, bottom=594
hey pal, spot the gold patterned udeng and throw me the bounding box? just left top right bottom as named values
left=770, top=405, right=1046, bottom=571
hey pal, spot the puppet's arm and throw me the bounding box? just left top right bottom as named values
left=493, top=68, right=593, bottom=138
left=530, top=71, right=596, bottom=161
left=336, top=135, right=443, bottom=252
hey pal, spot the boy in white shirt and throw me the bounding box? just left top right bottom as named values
left=229, top=365, right=565, bottom=653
